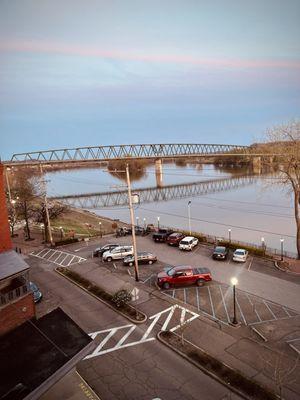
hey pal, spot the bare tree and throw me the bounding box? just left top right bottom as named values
left=262, top=121, right=300, bottom=258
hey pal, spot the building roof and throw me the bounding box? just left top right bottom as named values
left=0, top=307, right=92, bottom=400
left=0, top=250, right=29, bottom=281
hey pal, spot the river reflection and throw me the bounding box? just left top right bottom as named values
left=46, top=162, right=296, bottom=256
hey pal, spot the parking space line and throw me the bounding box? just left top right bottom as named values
left=183, top=288, right=187, bottom=304
left=219, top=286, right=231, bottom=323
left=161, top=307, right=176, bottom=331
left=263, top=301, right=277, bottom=320
left=47, top=250, right=59, bottom=260
left=51, top=252, right=65, bottom=263
left=172, top=290, right=175, bottom=298
left=283, top=307, right=292, bottom=317
left=59, top=254, right=71, bottom=266
left=142, top=274, right=154, bottom=284
left=41, top=249, right=53, bottom=258
left=67, top=255, right=76, bottom=266
left=207, top=286, right=216, bottom=319
left=247, top=257, right=253, bottom=271
left=235, top=295, right=247, bottom=325
left=34, top=249, right=48, bottom=257
left=246, top=294, right=262, bottom=323
left=195, top=288, right=200, bottom=311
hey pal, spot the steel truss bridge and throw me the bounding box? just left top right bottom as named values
left=6, top=143, right=254, bottom=166
left=51, top=175, right=256, bottom=208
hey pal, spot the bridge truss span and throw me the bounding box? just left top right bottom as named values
left=8, top=143, right=250, bottom=166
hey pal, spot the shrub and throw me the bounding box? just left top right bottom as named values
left=112, top=289, right=132, bottom=308
left=54, top=237, right=79, bottom=247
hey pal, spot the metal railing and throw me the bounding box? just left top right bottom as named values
left=0, top=284, right=29, bottom=307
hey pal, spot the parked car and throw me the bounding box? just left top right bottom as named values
left=116, top=227, right=131, bottom=237
left=123, top=252, right=157, bottom=266
left=233, top=248, right=248, bottom=262
left=29, top=281, right=42, bottom=303
left=166, top=232, right=185, bottom=246
left=102, top=245, right=134, bottom=262
left=157, top=266, right=212, bottom=290
left=152, top=228, right=173, bottom=242
left=179, top=236, right=199, bottom=251
left=212, top=246, right=229, bottom=260
left=93, top=244, right=120, bottom=257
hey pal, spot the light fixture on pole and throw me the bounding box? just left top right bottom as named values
left=157, top=216, right=160, bottom=230
left=231, top=277, right=238, bottom=325
left=99, top=221, right=102, bottom=238
left=261, top=237, right=265, bottom=255
left=59, top=226, right=63, bottom=240
left=143, top=218, right=146, bottom=230
left=136, top=216, right=139, bottom=228
left=228, top=228, right=231, bottom=244
left=280, top=238, right=284, bottom=261
left=187, top=201, right=192, bottom=235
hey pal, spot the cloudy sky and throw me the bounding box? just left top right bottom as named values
left=0, top=0, right=299, bottom=159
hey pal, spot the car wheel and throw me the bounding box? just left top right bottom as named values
left=129, top=262, right=133, bottom=267
left=107, top=257, right=112, bottom=262
left=148, top=260, right=153, bottom=265
left=162, top=282, right=170, bottom=290
left=196, top=279, right=205, bottom=287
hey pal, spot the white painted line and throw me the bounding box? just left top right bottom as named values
left=282, top=307, right=292, bottom=317
left=41, top=249, right=53, bottom=258
left=47, top=250, right=59, bottom=260
left=34, top=248, right=48, bottom=257
left=113, top=263, right=117, bottom=269
left=172, top=290, right=175, bottom=298
left=161, top=307, right=176, bottom=331
left=251, top=326, right=267, bottom=342
left=85, top=328, right=118, bottom=359
left=142, top=274, right=154, bottom=284
left=67, top=255, right=76, bottom=266
left=235, top=295, right=247, bottom=325
left=207, top=286, right=216, bottom=319
left=85, top=337, right=155, bottom=358
left=183, top=288, right=187, bottom=304
left=196, top=287, right=200, bottom=311
left=246, top=293, right=262, bottom=323
left=114, top=325, right=136, bottom=348
left=287, top=337, right=300, bottom=343
left=219, top=285, right=230, bottom=323
left=141, top=314, right=161, bottom=341
left=59, top=254, right=71, bottom=266
left=263, top=301, right=277, bottom=320
left=247, top=257, right=253, bottom=271
left=51, top=252, right=65, bottom=263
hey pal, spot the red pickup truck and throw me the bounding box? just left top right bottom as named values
left=157, top=266, right=212, bottom=290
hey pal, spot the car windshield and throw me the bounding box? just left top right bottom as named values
left=29, top=282, right=38, bottom=291
left=180, top=241, right=189, bottom=245
left=215, top=247, right=226, bottom=253
left=166, top=267, right=176, bottom=276
left=235, top=250, right=245, bottom=255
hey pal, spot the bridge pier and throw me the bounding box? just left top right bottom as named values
left=252, top=156, right=262, bottom=174
left=155, top=159, right=163, bottom=187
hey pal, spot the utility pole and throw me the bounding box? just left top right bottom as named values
left=39, top=164, right=53, bottom=245
left=5, top=167, right=12, bottom=203
left=126, top=164, right=139, bottom=282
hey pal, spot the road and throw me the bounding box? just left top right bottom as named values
left=28, top=256, right=241, bottom=400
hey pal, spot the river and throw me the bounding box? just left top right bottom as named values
left=46, top=162, right=296, bottom=257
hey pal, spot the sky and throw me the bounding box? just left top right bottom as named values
left=0, top=0, right=299, bottom=160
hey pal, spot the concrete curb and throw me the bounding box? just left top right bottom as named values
left=274, top=261, right=300, bottom=276
left=157, top=331, right=279, bottom=400
left=55, top=268, right=147, bottom=324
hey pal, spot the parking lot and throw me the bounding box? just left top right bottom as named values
left=31, top=248, right=86, bottom=267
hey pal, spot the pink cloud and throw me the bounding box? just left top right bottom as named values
left=1, top=39, right=300, bottom=70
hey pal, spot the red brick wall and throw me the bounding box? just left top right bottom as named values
left=0, top=293, right=35, bottom=336
left=0, top=163, right=12, bottom=253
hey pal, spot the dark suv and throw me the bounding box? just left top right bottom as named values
left=93, top=244, right=120, bottom=257
left=212, top=246, right=229, bottom=260
left=166, top=232, right=185, bottom=246
left=152, top=229, right=173, bottom=242
left=157, top=266, right=212, bottom=290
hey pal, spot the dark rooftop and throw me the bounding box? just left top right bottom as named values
left=0, top=307, right=92, bottom=400
left=0, top=250, right=29, bottom=281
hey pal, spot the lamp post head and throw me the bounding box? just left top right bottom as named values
left=280, top=238, right=284, bottom=243
left=99, top=221, right=102, bottom=225
left=157, top=216, right=160, bottom=221
left=261, top=237, right=265, bottom=243
left=188, top=201, right=191, bottom=206
left=228, top=228, right=231, bottom=232
left=231, top=277, right=238, bottom=286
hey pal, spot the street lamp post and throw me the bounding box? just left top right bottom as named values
left=157, top=216, right=160, bottom=230
left=187, top=201, right=192, bottom=235
left=143, top=218, right=146, bottom=230
left=99, top=222, right=102, bottom=238
left=231, top=277, right=238, bottom=325
left=280, top=238, right=284, bottom=261
left=40, top=224, right=45, bottom=243
left=261, top=237, right=265, bottom=255
left=59, top=226, right=63, bottom=240
left=136, top=216, right=139, bottom=228
left=228, top=228, right=232, bottom=244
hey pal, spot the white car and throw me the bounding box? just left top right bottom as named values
left=232, top=248, right=248, bottom=262
left=102, top=245, right=134, bottom=262
left=179, top=236, right=199, bottom=251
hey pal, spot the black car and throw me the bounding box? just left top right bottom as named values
left=212, top=246, right=229, bottom=260
left=93, top=244, right=120, bottom=257
left=123, top=252, right=157, bottom=266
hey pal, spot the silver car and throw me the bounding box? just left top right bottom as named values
left=232, top=249, right=248, bottom=262
left=102, top=245, right=134, bottom=262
